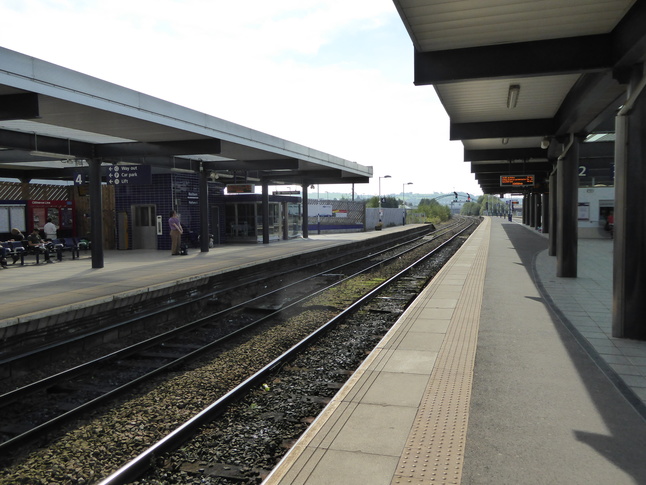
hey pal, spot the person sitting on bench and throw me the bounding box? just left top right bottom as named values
left=0, top=242, right=9, bottom=268
left=27, top=228, right=53, bottom=263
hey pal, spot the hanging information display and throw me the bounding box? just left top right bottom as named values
left=500, top=175, right=535, bottom=187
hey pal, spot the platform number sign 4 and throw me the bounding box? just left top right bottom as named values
left=73, top=172, right=88, bottom=185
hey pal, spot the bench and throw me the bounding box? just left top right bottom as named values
left=3, top=241, right=25, bottom=265
left=54, top=238, right=80, bottom=259
left=18, top=240, right=64, bottom=264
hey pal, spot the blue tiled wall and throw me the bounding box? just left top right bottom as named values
left=115, top=174, right=226, bottom=250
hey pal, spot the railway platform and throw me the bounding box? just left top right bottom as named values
left=264, top=217, right=646, bottom=485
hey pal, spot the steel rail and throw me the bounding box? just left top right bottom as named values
left=0, top=224, right=443, bottom=405
left=0, top=223, right=439, bottom=371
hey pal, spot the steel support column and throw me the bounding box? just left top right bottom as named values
left=613, top=75, right=646, bottom=339
left=556, top=138, right=579, bottom=277
left=549, top=170, right=557, bottom=256
left=541, top=192, right=549, bottom=234
left=89, top=159, right=104, bottom=269
left=529, top=194, right=534, bottom=226
left=302, top=184, right=309, bottom=239
left=261, top=181, right=269, bottom=244
left=199, top=165, right=209, bottom=253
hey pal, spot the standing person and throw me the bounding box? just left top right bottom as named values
left=169, top=210, right=183, bottom=256
left=44, top=217, right=58, bottom=241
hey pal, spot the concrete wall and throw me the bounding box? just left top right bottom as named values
left=366, top=207, right=407, bottom=230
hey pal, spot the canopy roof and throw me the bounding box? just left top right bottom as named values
left=393, top=0, right=645, bottom=193
left=0, top=47, right=372, bottom=186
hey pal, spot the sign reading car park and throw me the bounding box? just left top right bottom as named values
left=107, top=165, right=152, bottom=185
left=500, top=175, right=535, bottom=187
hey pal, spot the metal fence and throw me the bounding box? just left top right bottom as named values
left=307, top=199, right=365, bottom=233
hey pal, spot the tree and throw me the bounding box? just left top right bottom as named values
left=366, top=196, right=398, bottom=208
left=460, top=201, right=481, bottom=216
left=417, top=198, right=452, bottom=223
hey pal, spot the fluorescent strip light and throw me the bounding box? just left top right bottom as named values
left=30, top=150, right=76, bottom=159
left=507, top=84, right=520, bottom=109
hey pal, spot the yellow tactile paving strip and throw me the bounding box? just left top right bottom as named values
left=392, top=220, right=490, bottom=485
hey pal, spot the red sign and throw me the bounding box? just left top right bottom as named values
left=227, top=184, right=255, bottom=194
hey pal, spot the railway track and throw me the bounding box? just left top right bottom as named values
left=0, top=222, right=444, bottom=385
left=0, top=217, right=477, bottom=484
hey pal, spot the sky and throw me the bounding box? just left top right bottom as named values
left=0, top=0, right=482, bottom=198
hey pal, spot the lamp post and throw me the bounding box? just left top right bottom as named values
left=402, top=182, right=413, bottom=206
left=378, top=175, right=391, bottom=223
left=402, top=182, right=413, bottom=226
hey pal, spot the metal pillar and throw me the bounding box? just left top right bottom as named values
left=529, top=194, right=534, bottom=226
left=302, top=183, right=309, bottom=239
left=522, top=194, right=528, bottom=225
left=541, top=192, right=549, bottom=234
left=613, top=71, right=646, bottom=339
left=556, top=137, right=579, bottom=277
left=199, top=166, right=209, bottom=252
left=261, top=181, right=269, bottom=244
left=88, top=159, right=104, bottom=269
left=533, top=193, right=541, bottom=230
left=548, top=169, right=557, bottom=256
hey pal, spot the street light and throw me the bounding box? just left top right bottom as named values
left=378, top=175, right=391, bottom=222
left=402, top=182, right=413, bottom=206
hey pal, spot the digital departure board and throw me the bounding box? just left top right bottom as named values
left=226, top=184, right=255, bottom=193
left=500, top=175, right=535, bottom=187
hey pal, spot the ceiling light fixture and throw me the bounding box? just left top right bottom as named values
left=502, top=138, right=509, bottom=145
left=29, top=150, right=76, bottom=159
left=507, top=84, right=520, bottom=109
left=212, top=172, right=234, bottom=179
